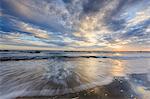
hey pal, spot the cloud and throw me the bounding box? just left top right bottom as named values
left=0, top=0, right=150, bottom=50
left=0, top=32, right=53, bottom=47
left=126, top=6, right=150, bottom=27
left=16, top=22, right=50, bottom=39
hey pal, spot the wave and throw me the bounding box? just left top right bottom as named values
left=0, top=59, right=112, bottom=98
left=1, top=55, right=150, bottom=61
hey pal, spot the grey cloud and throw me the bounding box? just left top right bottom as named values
left=82, top=0, right=107, bottom=14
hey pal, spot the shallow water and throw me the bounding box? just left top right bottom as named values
left=0, top=51, right=150, bottom=99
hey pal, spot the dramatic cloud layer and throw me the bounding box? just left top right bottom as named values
left=0, top=0, right=150, bottom=50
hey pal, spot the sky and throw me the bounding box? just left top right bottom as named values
left=0, top=0, right=150, bottom=51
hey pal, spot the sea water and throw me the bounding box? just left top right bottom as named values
left=0, top=51, right=150, bottom=99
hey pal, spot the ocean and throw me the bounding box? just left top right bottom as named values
left=0, top=50, right=150, bottom=99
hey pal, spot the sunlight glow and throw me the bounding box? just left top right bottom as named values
left=111, top=60, right=125, bottom=76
